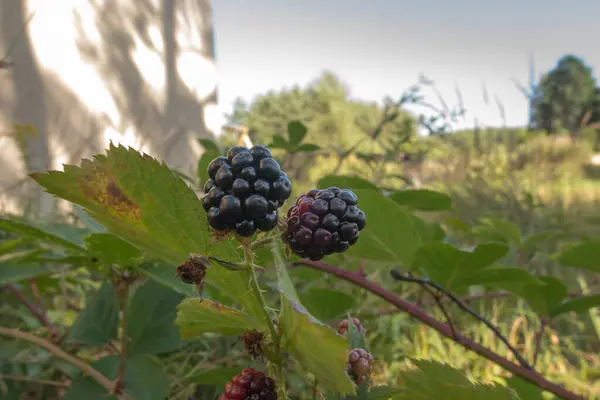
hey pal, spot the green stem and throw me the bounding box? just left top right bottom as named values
left=242, top=243, right=287, bottom=398
left=250, top=236, right=276, bottom=250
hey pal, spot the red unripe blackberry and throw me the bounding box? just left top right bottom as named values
left=337, top=317, right=365, bottom=335
left=218, top=368, right=277, bottom=400
left=203, top=146, right=291, bottom=236
left=347, top=348, right=374, bottom=385
left=285, top=188, right=366, bottom=260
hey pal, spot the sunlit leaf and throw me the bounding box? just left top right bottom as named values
left=348, top=189, right=421, bottom=265
left=84, top=233, right=143, bottom=267
left=176, top=298, right=262, bottom=338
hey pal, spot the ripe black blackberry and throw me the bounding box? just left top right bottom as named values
left=218, top=368, right=277, bottom=400
left=203, top=145, right=291, bottom=237
left=285, top=188, right=366, bottom=260
left=347, top=348, right=374, bottom=385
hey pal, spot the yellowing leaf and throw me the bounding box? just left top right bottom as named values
left=175, top=298, right=262, bottom=338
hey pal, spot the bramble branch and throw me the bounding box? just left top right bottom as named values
left=390, top=270, right=534, bottom=371
left=6, top=283, right=57, bottom=338
left=293, top=259, right=584, bottom=400
left=0, top=327, right=115, bottom=393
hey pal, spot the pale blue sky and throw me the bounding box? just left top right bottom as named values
left=211, top=0, right=599, bottom=131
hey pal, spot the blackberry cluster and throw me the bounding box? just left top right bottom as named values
left=239, top=329, right=265, bottom=360
left=285, top=188, right=366, bottom=260
left=203, top=145, right=292, bottom=237
left=218, top=368, right=277, bottom=400
left=337, top=317, right=365, bottom=336
left=347, top=348, right=374, bottom=385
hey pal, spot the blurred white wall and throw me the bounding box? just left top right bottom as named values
left=0, top=0, right=221, bottom=216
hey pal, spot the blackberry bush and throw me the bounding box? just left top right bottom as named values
left=203, top=145, right=292, bottom=237
left=285, top=188, right=366, bottom=260
left=219, top=368, right=277, bottom=400
left=337, top=317, right=365, bottom=335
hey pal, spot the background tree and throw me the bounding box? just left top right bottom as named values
left=532, top=55, right=599, bottom=136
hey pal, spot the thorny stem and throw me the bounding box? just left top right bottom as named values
left=391, top=271, right=534, bottom=371
left=114, top=278, right=131, bottom=397
left=0, top=327, right=118, bottom=395
left=6, top=284, right=57, bottom=339
left=294, top=259, right=584, bottom=400
left=250, top=236, right=276, bottom=250
left=242, top=242, right=286, bottom=398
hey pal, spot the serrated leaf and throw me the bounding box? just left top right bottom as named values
left=390, top=189, right=452, bottom=212
left=67, top=283, right=119, bottom=346
left=550, top=295, right=600, bottom=317
left=348, top=189, right=421, bottom=265
left=272, top=243, right=355, bottom=393
left=504, top=377, right=543, bottom=400
left=295, top=143, right=320, bottom=152
left=189, top=367, right=241, bottom=386
left=197, top=150, right=220, bottom=186
left=397, top=360, right=519, bottom=400
left=84, top=233, right=143, bottom=267
left=198, top=138, right=221, bottom=154
left=317, top=175, right=379, bottom=192
left=31, top=143, right=210, bottom=265
left=412, top=242, right=509, bottom=290
left=176, top=298, right=262, bottom=338
left=127, top=279, right=183, bottom=355
left=558, top=241, right=600, bottom=272
left=31, top=144, right=264, bottom=322
left=410, top=216, right=445, bottom=243
left=62, top=355, right=168, bottom=400
left=301, top=288, right=356, bottom=321
left=0, top=218, right=86, bottom=252
left=288, top=120, right=308, bottom=147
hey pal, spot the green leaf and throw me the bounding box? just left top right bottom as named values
left=268, top=134, right=289, bottom=149
left=558, top=241, right=600, bottom=272
left=84, top=233, right=143, bottom=267
left=410, top=216, right=445, bottom=243
left=502, top=276, right=568, bottom=316
left=504, top=377, right=543, bottom=400
left=0, top=218, right=86, bottom=252
left=412, top=242, right=509, bottom=290
left=368, top=386, right=404, bottom=400
left=31, top=143, right=210, bottom=265
left=472, top=218, right=521, bottom=247
left=127, top=279, right=184, bottom=355
left=288, top=120, right=308, bottom=147
left=390, top=189, right=452, bottom=212
left=197, top=138, right=221, bottom=154
left=0, top=263, right=55, bottom=284
left=550, top=295, right=600, bottom=317
left=176, top=298, right=262, bottom=338
left=317, top=175, right=379, bottom=192
left=197, top=150, right=220, bottom=186
left=74, top=206, right=106, bottom=233
left=460, top=268, right=544, bottom=288
left=135, top=263, right=197, bottom=297
left=345, top=315, right=365, bottom=349
left=295, top=143, right=320, bottom=152
left=272, top=243, right=354, bottom=393
left=67, top=283, right=119, bottom=346
left=396, top=360, right=518, bottom=400
left=301, top=288, right=356, bottom=321
left=189, top=367, right=240, bottom=386
left=63, top=355, right=168, bottom=400
left=349, top=189, right=421, bottom=265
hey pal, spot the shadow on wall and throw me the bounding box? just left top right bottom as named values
left=0, top=0, right=219, bottom=215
